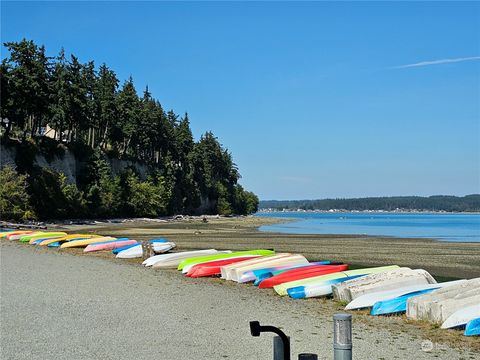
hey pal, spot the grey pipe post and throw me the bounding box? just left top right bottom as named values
left=333, top=313, right=352, bottom=360
left=273, top=336, right=290, bottom=360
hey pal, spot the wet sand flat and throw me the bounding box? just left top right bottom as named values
left=64, top=216, right=480, bottom=279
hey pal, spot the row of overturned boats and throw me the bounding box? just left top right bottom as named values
left=2, top=230, right=479, bottom=337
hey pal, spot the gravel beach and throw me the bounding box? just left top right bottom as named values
left=63, top=216, right=480, bottom=279
left=1, top=240, right=479, bottom=360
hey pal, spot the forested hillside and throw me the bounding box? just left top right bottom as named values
left=0, top=39, right=258, bottom=221
left=260, top=195, right=480, bottom=212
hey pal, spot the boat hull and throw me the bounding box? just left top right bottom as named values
left=187, top=257, right=262, bottom=277
left=465, top=318, right=480, bottom=336
left=258, top=264, right=349, bottom=288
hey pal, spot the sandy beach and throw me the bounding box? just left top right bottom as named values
left=62, top=216, right=480, bottom=279
left=1, top=216, right=479, bottom=359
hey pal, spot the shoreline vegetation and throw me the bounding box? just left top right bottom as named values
left=0, top=39, right=258, bottom=222
left=260, top=209, right=480, bottom=214
left=2, top=215, right=479, bottom=354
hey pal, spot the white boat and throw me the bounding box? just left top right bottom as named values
left=333, top=268, right=437, bottom=303
left=274, top=265, right=399, bottom=297
left=220, top=254, right=288, bottom=280
left=116, top=242, right=176, bottom=259
left=441, top=304, right=480, bottom=329
left=345, top=280, right=466, bottom=310
left=143, top=249, right=223, bottom=267
left=221, top=254, right=309, bottom=282
left=407, top=278, right=480, bottom=322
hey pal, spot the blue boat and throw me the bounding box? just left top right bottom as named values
left=287, top=274, right=365, bottom=299
left=32, top=236, right=60, bottom=245
left=464, top=318, right=480, bottom=336
left=47, top=242, right=61, bottom=247
left=149, top=238, right=169, bottom=243
left=112, top=243, right=138, bottom=254
left=371, top=288, right=436, bottom=316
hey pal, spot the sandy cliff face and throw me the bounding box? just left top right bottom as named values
left=0, top=143, right=148, bottom=185
left=0, top=141, right=213, bottom=214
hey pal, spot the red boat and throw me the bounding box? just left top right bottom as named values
left=186, top=256, right=262, bottom=278
left=258, top=264, right=349, bottom=288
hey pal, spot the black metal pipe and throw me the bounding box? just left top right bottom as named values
left=250, top=321, right=291, bottom=360
left=298, top=354, right=318, bottom=360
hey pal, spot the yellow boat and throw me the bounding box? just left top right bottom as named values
left=60, top=236, right=116, bottom=248
left=38, top=234, right=100, bottom=246
left=20, top=232, right=67, bottom=243
left=28, top=234, right=69, bottom=244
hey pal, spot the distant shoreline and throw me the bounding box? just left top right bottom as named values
left=255, top=212, right=480, bottom=243
left=259, top=195, right=480, bottom=213
left=258, top=209, right=480, bottom=214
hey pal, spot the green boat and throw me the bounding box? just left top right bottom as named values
left=177, top=250, right=275, bottom=271
left=19, top=232, right=67, bottom=243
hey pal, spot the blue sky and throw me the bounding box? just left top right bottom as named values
left=2, top=1, right=479, bottom=200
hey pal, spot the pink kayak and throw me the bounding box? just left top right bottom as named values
left=84, top=239, right=138, bottom=253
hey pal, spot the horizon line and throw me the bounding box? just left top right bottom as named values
left=260, top=194, right=480, bottom=201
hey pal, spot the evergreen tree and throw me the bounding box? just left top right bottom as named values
left=95, top=64, right=118, bottom=149
left=65, top=55, right=87, bottom=141
left=2, top=39, right=51, bottom=138
left=170, top=113, right=195, bottom=212
left=0, top=61, right=15, bottom=136
left=0, top=166, right=35, bottom=220
left=81, top=61, right=98, bottom=146
left=113, top=77, right=141, bottom=155
left=48, top=48, right=68, bottom=141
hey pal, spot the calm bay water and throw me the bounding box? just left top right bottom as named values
left=256, top=212, right=480, bottom=242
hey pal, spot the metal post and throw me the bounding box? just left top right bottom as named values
left=250, top=321, right=291, bottom=360
left=333, top=314, right=352, bottom=360
left=298, top=354, right=318, bottom=360
left=273, top=336, right=290, bottom=360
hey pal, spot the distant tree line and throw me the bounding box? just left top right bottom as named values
left=260, top=195, right=480, bottom=213
left=0, top=39, right=258, bottom=221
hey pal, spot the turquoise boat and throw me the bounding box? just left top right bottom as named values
left=287, top=274, right=365, bottom=299
left=464, top=318, right=480, bottom=336
left=371, top=288, right=436, bottom=316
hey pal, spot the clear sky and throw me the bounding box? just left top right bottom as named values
left=2, top=1, right=479, bottom=200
